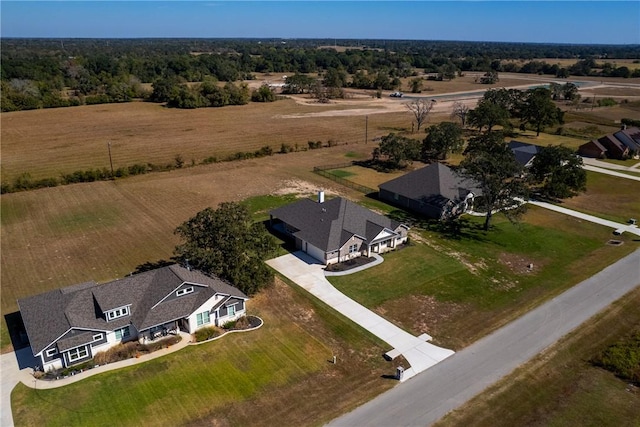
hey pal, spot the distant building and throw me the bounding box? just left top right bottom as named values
left=579, top=126, right=640, bottom=159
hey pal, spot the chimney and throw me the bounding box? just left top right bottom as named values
left=318, top=191, right=325, bottom=204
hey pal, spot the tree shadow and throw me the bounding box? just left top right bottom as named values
left=385, top=207, right=488, bottom=242
left=133, top=259, right=177, bottom=275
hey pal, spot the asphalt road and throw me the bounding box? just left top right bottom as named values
left=328, top=249, right=640, bottom=427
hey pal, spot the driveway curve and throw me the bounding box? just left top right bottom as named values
left=266, top=252, right=454, bottom=381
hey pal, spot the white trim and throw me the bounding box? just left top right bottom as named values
left=151, top=281, right=206, bottom=310
left=66, top=345, right=89, bottom=363
left=45, top=348, right=57, bottom=357
left=35, top=326, right=111, bottom=358
left=114, top=326, right=131, bottom=341
left=92, top=333, right=103, bottom=342
left=196, top=311, right=211, bottom=326
left=106, top=305, right=131, bottom=321
left=176, top=286, right=194, bottom=297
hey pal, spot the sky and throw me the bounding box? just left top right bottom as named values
left=2, top=1, right=639, bottom=45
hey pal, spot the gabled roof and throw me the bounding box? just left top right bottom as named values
left=18, top=265, right=247, bottom=355
left=379, top=163, right=480, bottom=207
left=598, top=134, right=629, bottom=155
left=614, top=127, right=640, bottom=151
left=580, top=139, right=607, bottom=153
left=508, top=140, right=543, bottom=167
left=270, top=197, right=405, bottom=252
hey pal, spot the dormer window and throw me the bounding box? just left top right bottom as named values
left=106, top=306, right=130, bottom=321
left=176, top=286, right=194, bottom=297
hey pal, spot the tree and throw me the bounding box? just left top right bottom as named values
left=406, top=98, right=435, bottom=132
left=562, top=83, right=580, bottom=102
left=174, top=202, right=277, bottom=295
left=479, top=71, right=499, bottom=84
left=422, top=122, right=464, bottom=161
left=468, top=99, right=510, bottom=133
left=450, top=101, right=470, bottom=128
left=520, top=87, right=562, bottom=136
left=282, top=73, right=315, bottom=94
left=251, top=84, right=277, bottom=102
left=409, top=77, right=423, bottom=93
left=374, top=133, right=421, bottom=169
left=460, top=132, right=528, bottom=231
left=529, top=145, right=586, bottom=199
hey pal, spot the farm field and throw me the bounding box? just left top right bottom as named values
left=435, top=286, right=640, bottom=427
left=11, top=276, right=395, bottom=427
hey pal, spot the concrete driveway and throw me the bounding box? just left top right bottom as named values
left=266, top=252, right=454, bottom=381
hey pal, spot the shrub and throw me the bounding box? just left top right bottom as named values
left=93, top=342, right=138, bottom=365
left=592, top=331, right=640, bottom=385
left=194, top=326, right=223, bottom=342
left=622, top=118, right=640, bottom=127
left=142, top=335, right=182, bottom=352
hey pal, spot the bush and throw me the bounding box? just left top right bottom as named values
left=93, top=342, right=138, bottom=365
left=622, top=118, right=640, bottom=127
left=142, top=335, right=181, bottom=352
left=596, top=98, right=617, bottom=107
left=592, top=331, right=640, bottom=385
left=194, top=326, right=223, bottom=342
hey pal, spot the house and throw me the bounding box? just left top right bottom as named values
left=597, top=134, right=630, bottom=159
left=378, top=163, right=480, bottom=220
left=18, top=264, right=248, bottom=371
left=508, top=140, right=543, bottom=168
left=578, top=139, right=608, bottom=159
left=269, top=193, right=409, bottom=265
left=613, top=126, right=640, bottom=157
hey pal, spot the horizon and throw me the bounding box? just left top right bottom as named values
left=2, top=1, right=639, bottom=45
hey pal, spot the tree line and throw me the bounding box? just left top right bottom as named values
left=2, top=38, right=639, bottom=111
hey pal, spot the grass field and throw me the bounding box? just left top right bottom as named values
left=11, top=276, right=395, bottom=427
left=328, top=208, right=638, bottom=349
left=560, top=171, right=640, bottom=224
left=435, top=287, right=640, bottom=427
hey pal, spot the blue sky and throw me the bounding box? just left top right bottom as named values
left=2, top=1, right=639, bottom=44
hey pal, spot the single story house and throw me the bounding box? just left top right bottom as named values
left=613, top=127, right=640, bottom=156
left=269, top=194, right=409, bottom=265
left=18, top=264, right=247, bottom=371
left=508, top=140, right=543, bottom=168
left=597, top=134, right=630, bottom=159
left=578, top=139, right=608, bottom=159
left=378, top=163, right=480, bottom=220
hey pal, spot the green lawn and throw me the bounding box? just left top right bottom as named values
left=328, top=208, right=638, bottom=348
left=12, top=277, right=394, bottom=427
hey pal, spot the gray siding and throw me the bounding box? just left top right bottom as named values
left=219, top=298, right=245, bottom=317
left=41, top=344, right=62, bottom=364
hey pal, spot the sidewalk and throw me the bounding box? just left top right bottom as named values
left=266, top=251, right=455, bottom=382
left=529, top=200, right=640, bottom=236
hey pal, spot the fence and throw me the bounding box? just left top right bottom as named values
left=313, top=162, right=377, bottom=195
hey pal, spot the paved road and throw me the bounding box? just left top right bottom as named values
left=267, top=252, right=455, bottom=381
left=328, top=249, right=640, bottom=427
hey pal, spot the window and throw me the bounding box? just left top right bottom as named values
left=114, top=326, right=130, bottom=341
left=107, top=306, right=130, bottom=321
left=176, top=286, right=194, bottom=297
left=45, top=348, right=57, bottom=358
left=227, top=304, right=236, bottom=316
left=67, top=346, right=88, bottom=362
left=348, top=243, right=359, bottom=254
left=92, top=333, right=103, bottom=342
left=196, top=311, right=210, bottom=326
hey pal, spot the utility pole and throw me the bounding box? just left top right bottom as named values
left=365, top=115, right=368, bottom=144
left=107, top=141, right=114, bottom=178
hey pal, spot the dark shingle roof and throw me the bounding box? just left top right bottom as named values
left=270, top=197, right=405, bottom=252
left=379, top=163, right=479, bottom=206
left=18, top=265, right=247, bottom=355
left=614, top=128, right=640, bottom=151
left=508, top=140, right=542, bottom=166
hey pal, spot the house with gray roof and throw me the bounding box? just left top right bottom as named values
left=269, top=194, right=409, bottom=265
left=18, top=264, right=247, bottom=371
left=378, top=163, right=480, bottom=220
left=508, top=140, right=543, bottom=168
